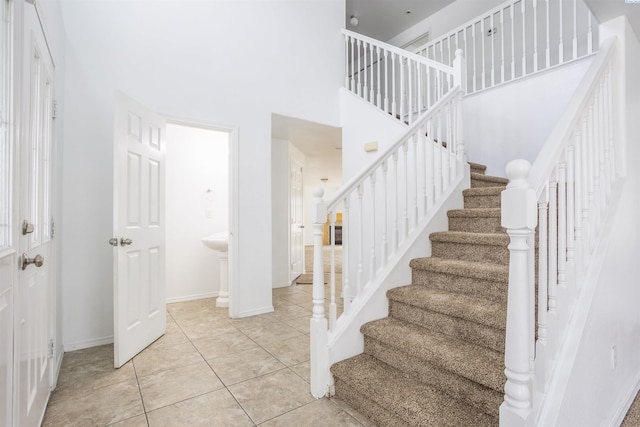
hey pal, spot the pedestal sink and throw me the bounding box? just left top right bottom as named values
left=201, top=232, right=229, bottom=308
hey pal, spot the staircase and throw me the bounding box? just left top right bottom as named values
left=331, top=162, right=510, bottom=426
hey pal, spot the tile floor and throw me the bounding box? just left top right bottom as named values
left=42, top=284, right=369, bottom=427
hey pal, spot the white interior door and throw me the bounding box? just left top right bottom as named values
left=113, top=93, right=166, bottom=368
left=290, top=159, right=304, bottom=280
left=16, top=3, right=55, bottom=425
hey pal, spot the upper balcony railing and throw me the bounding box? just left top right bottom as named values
left=343, top=29, right=457, bottom=125
left=414, top=0, right=597, bottom=95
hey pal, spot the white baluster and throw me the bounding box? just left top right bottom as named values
left=357, top=184, right=364, bottom=296
left=376, top=46, right=382, bottom=108
left=381, top=160, right=389, bottom=263
left=511, top=5, right=516, bottom=79
left=537, top=197, right=550, bottom=392
left=557, top=160, right=568, bottom=327
left=417, top=62, right=423, bottom=114
left=427, top=119, right=435, bottom=208
left=427, top=65, right=432, bottom=108
left=533, top=0, right=538, bottom=72
left=558, top=0, right=564, bottom=63
left=500, top=159, right=536, bottom=427
left=369, top=173, right=377, bottom=281
left=370, top=43, right=375, bottom=104
left=384, top=50, right=389, bottom=114
left=344, top=35, right=349, bottom=89
left=350, top=37, right=356, bottom=92
left=400, top=58, right=406, bottom=121
left=392, top=52, right=397, bottom=118
left=342, top=197, right=351, bottom=312
left=522, top=0, right=527, bottom=75
left=573, top=128, right=583, bottom=278
left=310, top=187, right=329, bottom=399
left=403, top=141, right=410, bottom=238
left=587, top=10, right=593, bottom=54
left=329, top=211, right=337, bottom=331
left=548, top=177, right=559, bottom=336
left=456, top=90, right=466, bottom=164
left=545, top=0, right=550, bottom=68
left=572, top=0, right=578, bottom=60
left=473, top=21, right=478, bottom=92
left=407, top=60, right=413, bottom=124
left=580, top=114, right=590, bottom=262
left=363, top=42, right=369, bottom=102
left=500, top=9, right=505, bottom=83
left=566, top=145, right=576, bottom=303
left=412, top=134, right=419, bottom=226
left=357, top=39, right=362, bottom=96
left=490, top=13, right=496, bottom=87
left=481, top=18, right=486, bottom=89
left=393, top=151, right=399, bottom=254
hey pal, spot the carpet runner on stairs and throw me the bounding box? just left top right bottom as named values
left=331, top=162, right=508, bottom=426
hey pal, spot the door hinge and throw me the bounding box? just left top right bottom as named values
left=51, top=217, right=55, bottom=238
left=49, top=339, right=55, bottom=358
left=52, top=100, right=58, bottom=119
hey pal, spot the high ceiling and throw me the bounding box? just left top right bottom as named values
left=345, top=0, right=455, bottom=42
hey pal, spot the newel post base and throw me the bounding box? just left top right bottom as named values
left=500, top=160, right=537, bottom=427
left=310, top=187, right=330, bottom=399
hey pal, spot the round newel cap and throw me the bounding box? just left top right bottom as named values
left=313, top=187, right=325, bottom=198
left=455, top=49, right=464, bottom=58
left=505, top=159, right=531, bottom=188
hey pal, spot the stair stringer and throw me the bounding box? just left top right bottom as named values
left=327, top=165, right=470, bottom=373
left=534, top=179, right=628, bottom=427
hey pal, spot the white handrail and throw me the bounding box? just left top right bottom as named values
left=343, top=29, right=457, bottom=125
left=500, top=37, right=617, bottom=425
left=310, top=78, right=466, bottom=397
left=415, top=0, right=598, bottom=95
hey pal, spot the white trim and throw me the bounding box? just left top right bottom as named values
left=272, top=281, right=291, bottom=289
left=238, top=305, right=274, bottom=318
left=165, top=292, right=218, bottom=304
left=610, top=372, right=640, bottom=427
left=27, top=0, right=56, bottom=68
left=63, top=335, right=114, bottom=353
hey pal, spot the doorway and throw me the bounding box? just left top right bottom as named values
left=165, top=123, right=232, bottom=308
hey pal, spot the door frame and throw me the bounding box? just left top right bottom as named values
left=162, top=115, right=239, bottom=317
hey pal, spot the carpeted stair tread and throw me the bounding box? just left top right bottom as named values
left=387, top=285, right=506, bottom=331
left=361, top=317, right=505, bottom=392
left=410, top=257, right=508, bottom=283
left=448, top=207, right=501, bottom=218
left=331, top=354, right=498, bottom=426
left=430, top=231, right=510, bottom=265
left=463, top=187, right=505, bottom=209
left=468, top=162, right=487, bottom=175
left=471, top=172, right=509, bottom=187
left=430, top=231, right=509, bottom=246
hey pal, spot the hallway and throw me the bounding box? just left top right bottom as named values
left=42, top=285, right=366, bottom=426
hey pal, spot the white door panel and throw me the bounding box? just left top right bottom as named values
left=113, top=93, right=166, bottom=368
left=0, top=256, right=13, bottom=427
left=16, top=3, right=55, bottom=425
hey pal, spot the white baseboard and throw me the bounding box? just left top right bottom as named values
left=272, top=281, right=291, bottom=289
left=610, top=372, right=640, bottom=427
left=166, top=292, right=218, bottom=304
left=63, top=335, right=114, bottom=352
left=237, top=305, right=274, bottom=318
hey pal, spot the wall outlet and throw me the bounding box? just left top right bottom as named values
left=205, top=209, right=213, bottom=219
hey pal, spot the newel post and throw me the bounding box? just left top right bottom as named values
left=500, top=160, right=537, bottom=427
left=310, top=187, right=329, bottom=398
left=453, top=49, right=466, bottom=163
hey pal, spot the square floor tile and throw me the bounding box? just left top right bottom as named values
left=179, top=318, right=239, bottom=341
left=207, top=347, right=285, bottom=386
left=43, top=378, right=144, bottom=426
left=146, top=388, right=253, bottom=427
left=260, top=399, right=363, bottom=426
left=228, top=368, right=314, bottom=424
left=133, top=340, right=203, bottom=377
left=138, top=361, right=224, bottom=411
left=192, top=330, right=258, bottom=360
left=262, top=335, right=309, bottom=366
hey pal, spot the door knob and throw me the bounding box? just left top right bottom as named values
left=108, top=238, right=118, bottom=247
left=22, top=220, right=34, bottom=235
left=21, top=253, right=44, bottom=270
left=120, top=238, right=133, bottom=246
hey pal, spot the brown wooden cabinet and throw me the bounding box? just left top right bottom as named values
left=322, top=213, right=342, bottom=245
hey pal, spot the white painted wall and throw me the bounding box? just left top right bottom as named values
left=165, top=124, right=229, bottom=303
left=59, top=0, right=344, bottom=347
left=463, top=57, right=592, bottom=177
left=340, top=89, right=407, bottom=181
left=550, top=17, right=640, bottom=426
